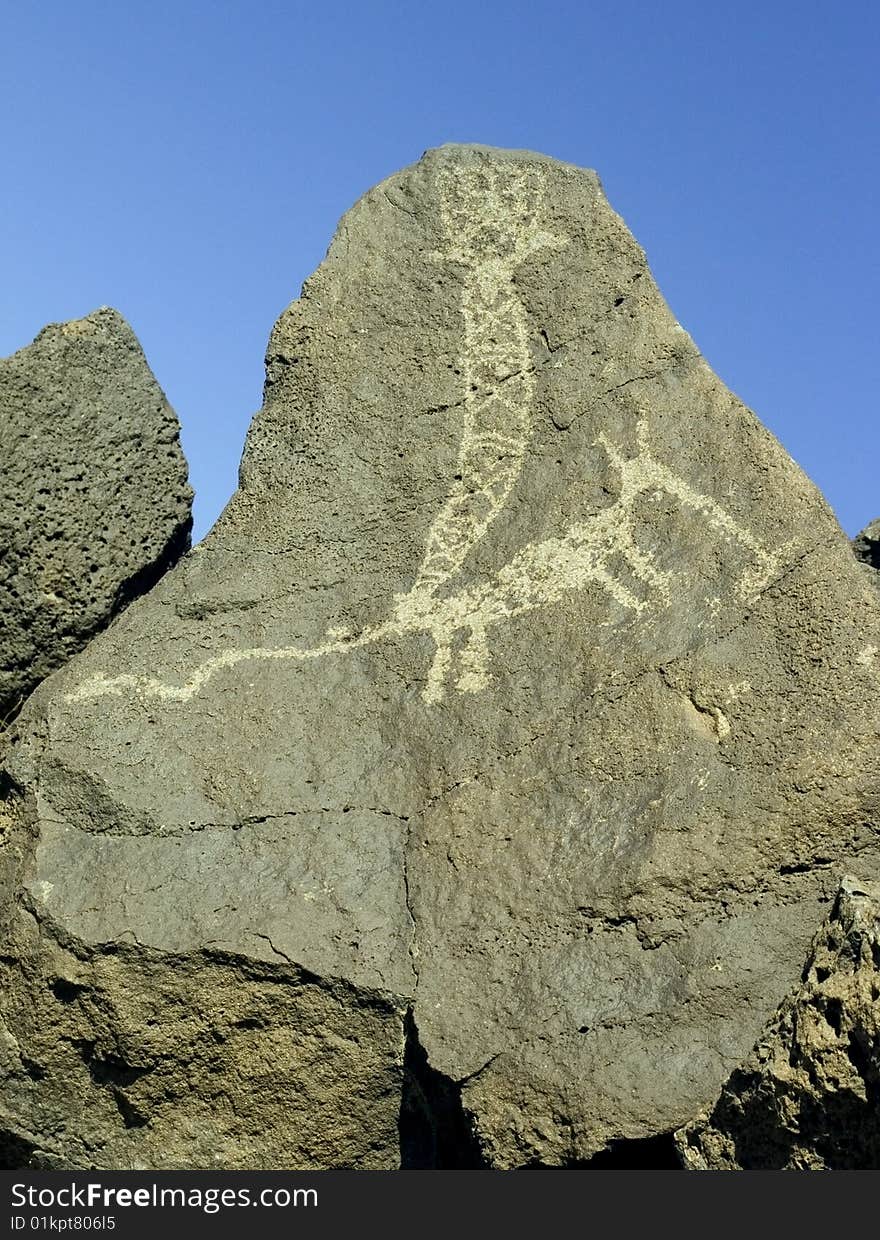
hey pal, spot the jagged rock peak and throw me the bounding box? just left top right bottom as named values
left=0, top=307, right=192, bottom=723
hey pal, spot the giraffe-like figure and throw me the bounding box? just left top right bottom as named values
left=67, top=163, right=787, bottom=709
left=404, top=162, right=564, bottom=598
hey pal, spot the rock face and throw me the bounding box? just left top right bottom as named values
left=1, top=146, right=879, bottom=1169
left=853, top=519, right=880, bottom=572
left=676, top=876, right=880, bottom=1169
left=0, top=308, right=192, bottom=722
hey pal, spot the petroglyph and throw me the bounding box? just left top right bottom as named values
left=410, top=162, right=565, bottom=596
left=67, top=163, right=786, bottom=709
left=392, top=421, right=784, bottom=703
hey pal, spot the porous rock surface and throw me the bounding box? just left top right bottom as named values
left=1, top=146, right=879, bottom=1169
left=676, top=876, right=880, bottom=1169
left=0, top=309, right=192, bottom=721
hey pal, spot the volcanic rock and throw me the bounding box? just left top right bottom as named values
left=853, top=519, right=880, bottom=572
left=0, top=309, right=192, bottom=722
left=676, top=876, right=880, bottom=1169
left=1, top=146, right=879, bottom=1169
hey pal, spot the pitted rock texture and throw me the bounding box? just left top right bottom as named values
left=0, top=308, right=192, bottom=722
left=2, top=146, right=879, bottom=1169
left=676, top=876, right=880, bottom=1169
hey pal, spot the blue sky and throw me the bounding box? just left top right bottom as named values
left=2, top=1, right=877, bottom=540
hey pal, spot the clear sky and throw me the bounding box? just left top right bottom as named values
left=2, top=1, right=877, bottom=541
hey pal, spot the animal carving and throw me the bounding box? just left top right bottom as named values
left=69, top=163, right=783, bottom=708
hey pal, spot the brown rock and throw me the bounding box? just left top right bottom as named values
left=0, top=308, right=192, bottom=723
left=1, top=146, right=878, bottom=1168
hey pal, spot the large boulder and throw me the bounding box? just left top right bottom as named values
left=1, top=145, right=878, bottom=1169
left=676, top=876, right=880, bottom=1169
left=0, top=309, right=192, bottom=722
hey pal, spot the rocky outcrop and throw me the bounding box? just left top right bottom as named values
left=853, top=519, right=880, bottom=572
left=676, top=876, right=880, bottom=1169
left=1, top=146, right=879, bottom=1169
left=0, top=308, right=192, bottom=723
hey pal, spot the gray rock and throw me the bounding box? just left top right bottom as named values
left=676, top=876, right=880, bottom=1169
left=853, top=518, right=880, bottom=571
left=1, top=146, right=879, bottom=1169
left=0, top=308, right=192, bottom=723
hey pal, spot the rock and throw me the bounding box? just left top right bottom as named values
left=1, top=145, right=879, bottom=1169
left=676, top=876, right=880, bottom=1169
left=853, top=519, right=880, bottom=571
left=0, top=308, right=192, bottom=723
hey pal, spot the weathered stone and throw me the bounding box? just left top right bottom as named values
left=0, top=308, right=192, bottom=722
left=1, top=146, right=879, bottom=1169
left=853, top=519, right=880, bottom=571
left=676, top=876, right=880, bottom=1169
